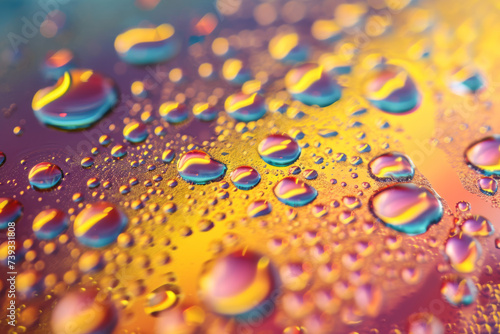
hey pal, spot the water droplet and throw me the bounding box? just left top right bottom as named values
left=81, top=157, right=94, bottom=168
left=0, top=152, right=5, bottom=167
left=465, top=135, right=500, bottom=176
left=123, top=120, right=148, bottom=143
left=114, top=24, right=179, bottom=65
left=222, top=58, right=251, bottom=84
left=477, top=177, right=498, bottom=195
left=199, top=250, right=279, bottom=318
left=43, top=49, right=76, bottom=80
left=258, top=134, right=301, bottom=166
left=224, top=92, right=266, bottom=122
left=274, top=177, right=318, bottom=207
left=28, top=162, right=63, bottom=190
left=162, top=149, right=175, bottom=163
left=177, top=150, right=226, bottom=184
left=362, top=65, right=420, bottom=114
left=285, top=63, right=342, bottom=107
left=193, top=102, right=218, bottom=121
left=111, top=145, right=127, bottom=158
left=230, top=166, right=261, bottom=190
left=444, top=234, right=481, bottom=273
left=74, top=202, right=128, bottom=248
left=449, top=66, right=485, bottom=95
left=368, top=152, right=415, bottom=182
left=369, top=183, right=443, bottom=235
left=461, top=215, right=494, bottom=237
left=159, top=102, right=188, bottom=124
left=269, top=32, right=308, bottom=63
left=0, top=198, right=23, bottom=229
left=247, top=200, right=272, bottom=217
left=145, top=284, right=181, bottom=316
left=33, top=208, right=68, bottom=240
left=32, top=69, right=117, bottom=129
left=441, top=276, right=477, bottom=307
left=407, top=312, right=444, bottom=334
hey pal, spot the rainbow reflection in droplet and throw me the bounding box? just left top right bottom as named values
left=193, top=102, right=218, bottom=121
left=159, top=102, right=188, bottom=124
left=230, top=166, right=261, bottom=190
left=449, top=66, right=485, bottom=95
left=444, top=234, right=481, bottom=273
left=258, top=134, right=301, bottom=167
left=477, top=177, right=498, bottom=196
left=123, top=120, right=148, bottom=143
left=177, top=150, right=226, bottom=184
left=28, top=162, right=63, bottom=190
left=465, top=135, right=500, bottom=176
left=247, top=200, right=272, bottom=217
left=441, top=276, right=477, bottom=307
left=74, top=202, right=128, bottom=248
left=32, top=208, right=69, bottom=240
left=368, top=152, right=415, bottom=182
left=274, top=177, right=318, bottom=207
left=0, top=198, right=23, bottom=229
left=32, top=69, right=117, bottom=129
left=145, top=284, right=181, bottom=316
left=461, top=215, right=494, bottom=237
left=224, top=92, right=266, bottom=122
left=369, top=183, right=443, bottom=235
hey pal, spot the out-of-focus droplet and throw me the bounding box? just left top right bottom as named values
left=247, top=200, right=272, bottom=217
left=285, top=63, right=342, bottom=107
left=0, top=198, right=23, bottom=229
left=258, top=134, right=301, bottom=166
left=441, top=276, right=477, bottom=307
left=159, top=102, right=188, bottom=124
left=449, top=66, right=485, bottom=95
left=145, top=284, right=181, bottom=316
left=32, top=69, right=117, bottom=129
left=407, top=312, right=444, bottom=334
left=32, top=208, right=68, bottom=240
left=368, top=152, right=415, bottom=182
left=222, top=58, right=251, bottom=85
left=28, top=162, right=63, bottom=190
left=74, top=202, right=128, bottom=248
left=465, top=135, right=500, bottom=176
left=369, top=183, right=443, bottom=235
left=114, top=24, right=180, bottom=65
left=193, top=102, right=218, bottom=121
left=123, top=120, right=148, bottom=143
left=461, top=215, right=494, bottom=237
left=311, top=20, right=342, bottom=42
left=199, top=250, right=279, bottom=318
left=444, top=234, right=481, bottom=273
left=230, top=166, right=261, bottom=190
left=269, top=32, right=308, bottom=63
left=177, top=150, right=226, bottom=184
left=225, top=92, right=266, bottom=122
left=274, top=177, right=318, bottom=207
left=362, top=64, right=420, bottom=114
left=43, top=49, right=75, bottom=80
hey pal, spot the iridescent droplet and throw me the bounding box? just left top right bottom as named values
left=407, top=312, right=444, bottom=334
left=230, top=166, right=261, bottom=190
left=162, top=149, right=175, bottom=163
left=28, top=162, right=63, bottom=190
left=461, top=215, right=494, bottom=237
left=268, top=32, right=308, bottom=63
left=159, top=102, right=188, bottom=124
left=114, top=24, right=180, bottom=65
left=285, top=63, right=342, bottom=107
left=441, top=276, right=477, bottom=307
left=477, top=177, right=498, bottom=195
left=199, top=250, right=279, bottom=318
left=43, top=49, right=76, bottom=80
left=74, top=202, right=128, bottom=248
left=32, top=208, right=69, bottom=240
left=368, top=152, right=415, bottom=182
left=369, top=183, right=443, bottom=235
left=274, top=177, right=318, bottom=207
left=145, top=284, right=181, bottom=316
left=258, top=134, right=301, bottom=167
left=465, top=135, right=500, bottom=176
left=225, top=92, right=266, bottom=122
left=444, top=234, right=481, bottom=273
left=362, top=65, right=420, bottom=114
left=32, top=69, right=117, bottom=129
left=222, top=58, right=251, bottom=85
left=0, top=152, right=5, bottom=167
left=123, top=120, right=148, bottom=143
left=247, top=200, right=272, bottom=217
left=449, top=66, right=485, bottom=95
left=81, top=157, right=94, bottom=168
left=193, top=102, right=218, bottom=121
left=0, top=198, right=23, bottom=229
left=177, top=150, right=226, bottom=184
left=111, top=145, right=127, bottom=158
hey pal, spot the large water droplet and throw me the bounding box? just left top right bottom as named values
left=230, top=166, right=261, bottom=190
left=461, top=215, right=494, bottom=237
left=74, top=202, right=128, bottom=248
left=224, top=92, right=266, bottom=122
left=465, top=135, right=500, bottom=176
left=0, top=198, right=23, bottom=229
left=444, top=234, right=481, bottom=273
left=28, top=162, right=63, bottom=190
left=362, top=65, right=420, bottom=114
left=32, top=208, right=68, bottom=240
left=199, top=250, right=279, bottom=318
left=258, top=134, right=301, bottom=166
left=274, top=177, right=318, bottom=207
left=369, top=183, right=443, bottom=235
left=32, top=69, right=117, bottom=129
left=368, top=152, right=415, bottom=182
left=285, top=63, right=341, bottom=107
left=177, top=150, right=226, bottom=184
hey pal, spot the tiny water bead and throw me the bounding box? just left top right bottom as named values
left=32, top=69, right=117, bottom=129
left=224, top=92, right=266, bottom=122
left=123, top=120, right=148, bottom=143
left=461, top=215, right=494, bottom=237
left=159, top=102, right=188, bottom=124
left=74, top=202, right=128, bottom=248
left=477, top=177, right=498, bottom=195
left=32, top=208, right=69, bottom=240
left=81, top=157, right=94, bottom=168
left=193, top=102, right=218, bottom=121
left=369, top=183, right=443, bottom=235
left=274, top=177, right=318, bottom=207
left=258, top=134, right=301, bottom=167
left=162, top=149, right=175, bottom=163
left=368, top=152, right=415, bottom=182
left=444, top=234, right=481, bottom=273
left=177, top=150, right=226, bottom=184
left=28, top=162, right=63, bottom=190
left=441, top=276, right=478, bottom=307
left=51, top=289, right=118, bottom=334
left=285, top=63, right=342, bottom=107
left=114, top=24, right=180, bottom=65
left=230, top=166, right=261, bottom=190
left=145, top=284, right=181, bottom=316
left=0, top=198, right=23, bottom=229
left=247, top=200, right=272, bottom=217
left=449, top=66, right=486, bottom=95
left=465, top=135, right=500, bottom=176
left=199, top=250, right=279, bottom=317
left=362, top=64, right=420, bottom=114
